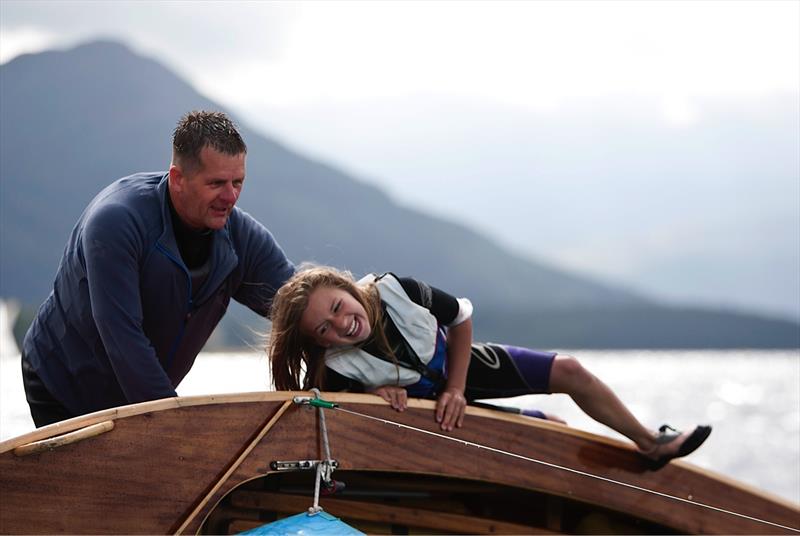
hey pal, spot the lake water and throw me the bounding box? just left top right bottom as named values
left=1, top=312, right=798, bottom=505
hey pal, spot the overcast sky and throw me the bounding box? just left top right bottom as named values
left=2, top=1, right=797, bottom=116
left=1, top=0, right=799, bottom=319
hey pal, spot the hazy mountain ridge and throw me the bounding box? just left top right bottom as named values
left=1, top=40, right=797, bottom=348
left=249, top=90, right=800, bottom=321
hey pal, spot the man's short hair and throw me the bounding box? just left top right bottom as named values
left=172, top=111, right=247, bottom=172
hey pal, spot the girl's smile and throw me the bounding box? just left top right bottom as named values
left=299, top=286, right=371, bottom=347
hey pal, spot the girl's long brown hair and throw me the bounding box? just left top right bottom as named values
left=268, top=266, right=393, bottom=390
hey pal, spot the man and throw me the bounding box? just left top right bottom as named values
left=21, top=111, right=295, bottom=426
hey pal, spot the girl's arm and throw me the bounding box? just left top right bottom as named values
left=393, top=275, right=472, bottom=431
left=437, top=317, right=472, bottom=431
left=370, top=316, right=472, bottom=431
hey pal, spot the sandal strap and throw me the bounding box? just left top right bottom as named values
left=655, top=424, right=682, bottom=445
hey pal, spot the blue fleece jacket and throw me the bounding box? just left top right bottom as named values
left=22, top=172, right=295, bottom=416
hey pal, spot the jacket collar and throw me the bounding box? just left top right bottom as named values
left=155, top=174, right=239, bottom=304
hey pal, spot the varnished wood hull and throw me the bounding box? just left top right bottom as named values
left=0, top=392, right=797, bottom=534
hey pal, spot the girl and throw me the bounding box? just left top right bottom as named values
left=269, top=266, right=711, bottom=470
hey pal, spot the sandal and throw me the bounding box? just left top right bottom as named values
left=642, top=424, right=712, bottom=471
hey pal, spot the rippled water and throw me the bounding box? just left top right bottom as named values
left=2, top=345, right=798, bottom=504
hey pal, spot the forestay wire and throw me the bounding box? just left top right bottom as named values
left=332, top=406, right=799, bottom=533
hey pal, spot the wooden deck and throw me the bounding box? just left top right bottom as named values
left=1, top=392, right=798, bottom=534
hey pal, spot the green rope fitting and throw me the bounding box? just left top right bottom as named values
left=309, top=398, right=339, bottom=409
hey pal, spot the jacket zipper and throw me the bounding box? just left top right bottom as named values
left=155, top=243, right=193, bottom=374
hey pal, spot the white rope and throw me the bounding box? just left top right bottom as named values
left=309, top=463, right=323, bottom=515
left=314, top=392, right=333, bottom=463
left=336, top=406, right=800, bottom=533
left=308, top=388, right=334, bottom=515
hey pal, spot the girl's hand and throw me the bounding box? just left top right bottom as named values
left=370, top=385, right=408, bottom=412
left=436, top=388, right=467, bottom=431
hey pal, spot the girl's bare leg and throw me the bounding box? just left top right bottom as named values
left=548, top=355, right=690, bottom=457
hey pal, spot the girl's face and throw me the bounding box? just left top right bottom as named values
left=300, top=286, right=371, bottom=348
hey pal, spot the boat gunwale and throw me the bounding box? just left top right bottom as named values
left=1, top=391, right=586, bottom=451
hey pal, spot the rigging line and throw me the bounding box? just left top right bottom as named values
left=335, top=407, right=800, bottom=533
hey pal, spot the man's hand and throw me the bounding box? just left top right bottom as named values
left=370, top=385, right=408, bottom=412
left=436, top=387, right=467, bottom=431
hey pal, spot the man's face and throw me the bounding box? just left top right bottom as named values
left=169, top=145, right=246, bottom=230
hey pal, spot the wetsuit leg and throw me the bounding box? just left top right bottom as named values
left=502, top=345, right=556, bottom=392
left=463, top=343, right=556, bottom=401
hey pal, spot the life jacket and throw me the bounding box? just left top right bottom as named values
left=324, top=273, right=442, bottom=390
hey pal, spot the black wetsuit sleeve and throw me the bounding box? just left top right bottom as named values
left=324, top=367, right=365, bottom=392
left=396, top=276, right=460, bottom=326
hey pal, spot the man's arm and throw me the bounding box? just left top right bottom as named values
left=231, top=212, right=295, bottom=316
left=82, top=203, right=177, bottom=403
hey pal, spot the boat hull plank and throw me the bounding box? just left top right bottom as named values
left=215, top=399, right=800, bottom=535
left=0, top=400, right=285, bottom=534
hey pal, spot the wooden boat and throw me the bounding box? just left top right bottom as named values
left=1, top=391, right=798, bottom=535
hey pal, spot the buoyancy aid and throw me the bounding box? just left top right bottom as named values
left=324, top=273, right=442, bottom=390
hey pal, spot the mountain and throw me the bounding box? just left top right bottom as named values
left=251, top=92, right=800, bottom=321
left=1, top=40, right=797, bottom=348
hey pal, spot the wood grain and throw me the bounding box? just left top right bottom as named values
left=1, top=392, right=797, bottom=535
